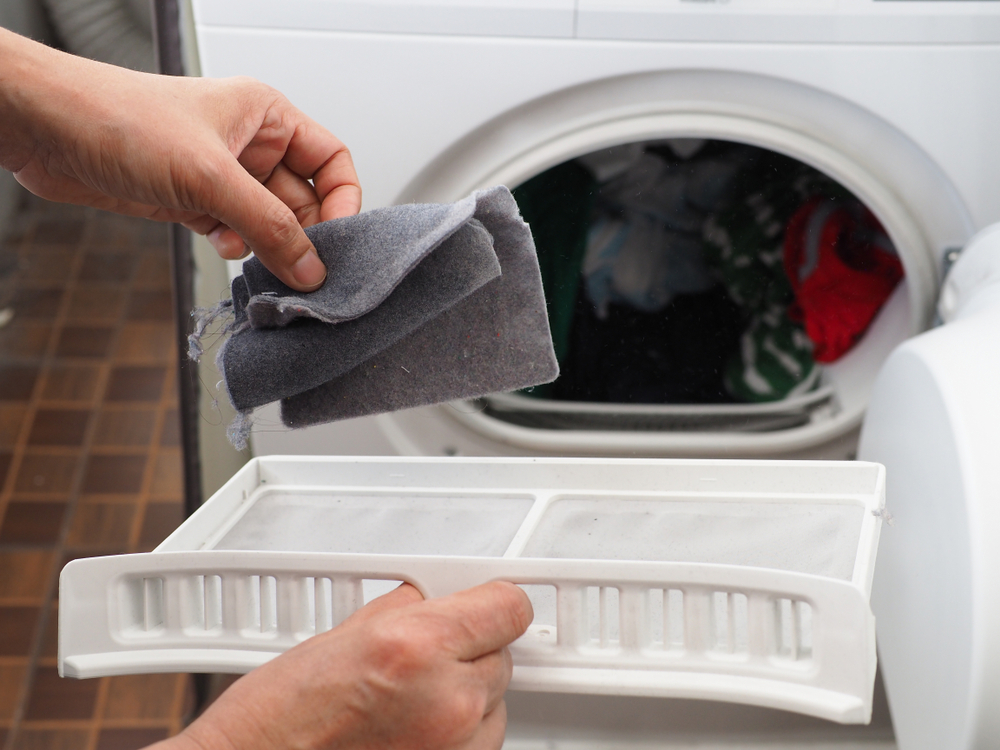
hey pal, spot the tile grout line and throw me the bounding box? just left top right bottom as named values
left=0, top=208, right=50, bottom=741
left=169, top=674, right=190, bottom=736
left=126, top=398, right=165, bottom=552
left=86, top=678, right=112, bottom=750
left=89, top=230, right=187, bottom=747
left=2, top=210, right=187, bottom=749
left=1, top=207, right=90, bottom=750
left=8, top=209, right=131, bottom=750
left=123, top=268, right=177, bottom=555
left=84, top=220, right=161, bottom=750
left=0, top=208, right=44, bottom=535
left=155, top=243, right=192, bottom=735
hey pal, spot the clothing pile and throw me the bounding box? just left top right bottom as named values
left=514, top=140, right=904, bottom=405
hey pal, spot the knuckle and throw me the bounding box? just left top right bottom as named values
left=335, top=144, right=354, bottom=163
left=231, top=75, right=269, bottom=96
left=249, top=77, right=285, bottom=108
left=443, top=691, right=486, bottom=734
left=368, top=620, right=434, bottom=678
left=196, top=154, right=232, bottom=192
left=418, top=689, right=485, bottom=745
left=218, top=77, right=282, bottom=120
left=173, top=155, right=228, bottom=214
left=259, top=202, right=298, bottom=247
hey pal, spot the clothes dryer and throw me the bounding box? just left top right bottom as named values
left=188, top=1, right=998, bottom=463
left=188, top=3, right=1000, bottom=748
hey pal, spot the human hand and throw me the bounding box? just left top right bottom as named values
left=173, top=581, right=532, bottom=750
left=0, top=28, right=360, bottom=291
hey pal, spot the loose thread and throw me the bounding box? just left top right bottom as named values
left=227, top=410, right=254, bottom=450
left=188, top=298, right=234, bottom=361
left=872, top=508, right=895, bottom=526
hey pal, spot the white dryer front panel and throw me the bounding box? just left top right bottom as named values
left=193, top=14, right=1000, bottom=455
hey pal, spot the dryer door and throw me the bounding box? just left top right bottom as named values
left=859, top=224, right=1000, bottom=750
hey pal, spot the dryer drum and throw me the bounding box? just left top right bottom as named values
left=496, top=138, right=905, bottom=435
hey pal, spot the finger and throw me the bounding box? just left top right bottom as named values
left=427, top=582, right=533, bottom=661
left=207, top=225, right=249, bottom=260
left=178, top=218, right=252, bottom=262
left=459, top=700, right=507, bottom=750
left=175, top=211, right=255, bottom=262
left=467, top=646, right=513, bottom=716
left=204, top=151, right=327, bottom=291
left=263, top=162, right=323, bottom=228
left=182, top=214, right=224, bottom=236
left=276, top=114, right=361, bottom=221
left=342, top=582, right=424, bottom=627
left=314, top=150, right=362, bottom=222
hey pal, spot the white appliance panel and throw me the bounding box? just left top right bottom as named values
left=194, top=30, right=999, bottom=237
left=576, top=0, right=1000, bottom=43
left=193, top=0, right=1000, bottom=43
left=859, top=225, right=1000, bottom=750
left=195, top=0, right=575, bottom=38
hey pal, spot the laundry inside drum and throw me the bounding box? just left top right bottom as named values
left=496, top=139, right=905, bottom=432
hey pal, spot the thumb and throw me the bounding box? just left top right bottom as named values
left=342, top=582, right=424, bottom=627
left=205, top=154, right=327, bottom=291
left=430, top=582, right=533, bottom=660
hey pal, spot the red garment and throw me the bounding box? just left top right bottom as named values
left=784, top=198, right=903, bottom=363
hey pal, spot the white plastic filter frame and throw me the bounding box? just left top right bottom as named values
left=59, top=456, right=885, bottom=724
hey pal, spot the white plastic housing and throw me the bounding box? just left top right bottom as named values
left=61, top=457, right=884, bottom=724
left=860, top=224, right=1000, bottom=750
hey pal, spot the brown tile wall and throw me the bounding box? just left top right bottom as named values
left=0, top=196, right=190, bottom=750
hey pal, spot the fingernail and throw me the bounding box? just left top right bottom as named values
left=292, top=249, right=327, bottom=290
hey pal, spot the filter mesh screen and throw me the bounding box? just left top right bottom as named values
left=214, top=492, right=534, bottom=557
left=520, top=497, right=864, bottom=580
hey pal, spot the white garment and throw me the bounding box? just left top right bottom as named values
left=583, top=213, right=714, bottom=317
left=580, top=151, right=733, bottom=316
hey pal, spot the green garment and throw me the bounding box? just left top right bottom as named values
left=512, top=161, right=596, bottom=396
left=703, top=151, right=849, bottom=402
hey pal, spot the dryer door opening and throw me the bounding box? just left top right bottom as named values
left=246, top=70, right=967, bottom=461
left=437, top=135, right=930, bottom=460
left=496, top=138, right=903, bottom=428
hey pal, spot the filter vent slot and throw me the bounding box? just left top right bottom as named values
left=775, top=598, right=813, bottom=661
left=243, top=575, right=279, bottom=636
left=184, top=575, right=223, bottom=634
left=711, top=591, right=749, bottom=655
left=119, top=577, right=164, bottom=635
left=648, top=588, right=686, bottom=650
left=585, top=586, right=620, bottom=648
